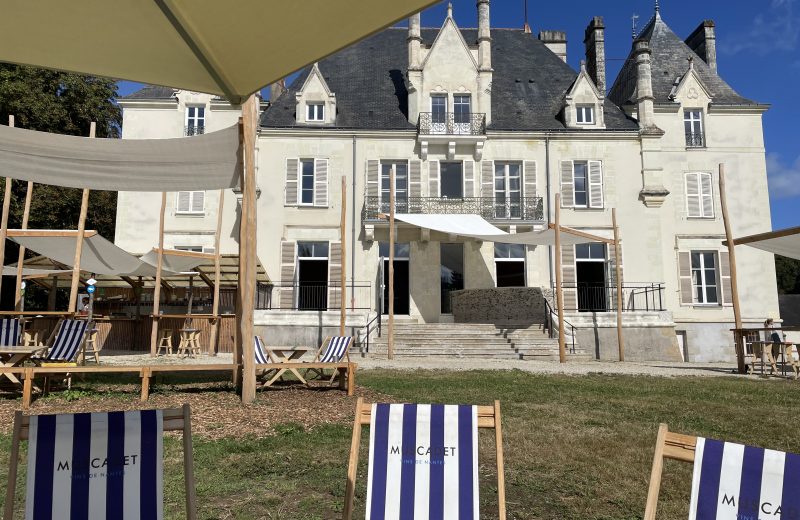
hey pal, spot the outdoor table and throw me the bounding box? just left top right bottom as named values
left=263, top=346, right=313, bottom=386
left=0, top=346, right=43, bottom=385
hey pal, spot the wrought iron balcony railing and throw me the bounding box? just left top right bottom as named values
left=185, top=125, right=205, bottom=136
left=362, top=196, right=544, bottom=222
left=685, top=131, right=704, bottom=148
left=418, top=112, right=486, bottom=136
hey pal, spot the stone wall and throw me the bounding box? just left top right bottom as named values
left=450, top=287, right=546, bottom=326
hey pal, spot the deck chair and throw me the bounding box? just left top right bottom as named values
left=643, top=423, right=800, bottom=519
left=343, top=398, right=507, bottom=519
left=4, top=404, right=197, bottom=520
left=35, top=319, right=90, bottom=364
left=0, top=318, right=22, bottom=347
left=307, top=336, right=353, bottom=385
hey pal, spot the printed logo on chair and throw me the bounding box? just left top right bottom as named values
left=25, top=410, right=164, bottom=520
left=366, top=403, right=479, bottom=520
left=689, top=437, right=800, bottom=519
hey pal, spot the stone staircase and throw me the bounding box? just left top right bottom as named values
left=361, top=322, right=592, bottom=360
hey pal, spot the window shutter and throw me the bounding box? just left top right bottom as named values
left=177, top=191, right=191, bottom=212
left=700, top=172, right=714, bottom=218
left=285, top=158, right=299, bottom=206
left=678, top=251, right=693, bottom=305
left=429, top=161, right=440, bottom=197
left=561, top=245, right=577, bottom=311
left=720, top=251, right=732, bottom=306
left=523, top=161, right=537, bottom=198
left=409, top=160, right=422, bottom=198
left=366, top=159, right=379, bottom=199
left=560, top=160, right=574, bottom=208
left=463, top=160, right=475, bottom=197
left=685, top=173, right=701, bottom=218
left=191, top=191, right=205, bottom=213
left=608, top=242, right=624, bottom=310
left=280, top=241, right=296, bottom=309
left=481, top=160, right=494, bottom=198
left=314, top=158, right=328, bottom=207
left=328, top=241, right=342, bottom=310
left=588, top=160, right=604, bottom=209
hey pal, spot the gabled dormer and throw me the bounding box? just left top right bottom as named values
left=668, top=58, right=713, bottom=107
left=564, top=61, right=606, bottom=129
left=295, top=63, right=336, bottom=125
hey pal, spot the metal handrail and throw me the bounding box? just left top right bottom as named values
left=362, top=196, right=545, bottom=222
left=554, top=282, right=666, bottom=312
left=418, top=112, right=486, bottom=136
left=685, top=131, right=704, bottom=148
left=543, top=298, right=576, bottom=354
left=255, top=281, right=372, bottom=311
left=361, top=311, right=382, bottom=353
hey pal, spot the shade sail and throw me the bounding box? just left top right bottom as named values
left=0, top=0, right=438, bottom=104
left=0, top=123, right=240, bottom=191
left=1, top=267, right=71, bottom=277
left=727, top=226, right=800, bottom=261
left=393, top=214, right=608, bottom=245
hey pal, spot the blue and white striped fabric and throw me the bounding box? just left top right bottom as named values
left=366, top=403, right=479, bottom=520
left=319, top=336, right=352, bottom=363
left=46, top=320, right=89, bottom=361
left=25, top=410, right=164, bottom=520
left=689, top=437, right=800, bottom=519
left=254, top=336, right=270, bottom=364
left=0, top=318, right=22, bottom=346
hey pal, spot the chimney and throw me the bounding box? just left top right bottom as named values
left=584, top=17, right=606, bottom=94
left=269, top=79, right=286, bottom=101
left=538, top=30, right=567, bottom=62
left=477, top=0, right=491, bottom=71
left=408, top=12, right=422, bottom=70
left=634, top=39, right=658, bottom=132
left=685, top=20, right=717, bottom=73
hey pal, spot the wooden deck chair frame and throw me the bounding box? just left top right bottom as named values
left=3, top=404, right=197, bottom=520
left=35, top=318, right=92, bottom=392
left=308, top=336, right=353, bottom=385
left=343, top=398, right=507, bottom=520
left=643, top=423, right=699, bottom=519
left=253, top=335, right=306, bottom=386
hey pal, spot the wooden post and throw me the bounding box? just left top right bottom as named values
left=0, top=115, right=14, bottom=302
left=187, top=274, right=194, bottom=315
left=149, top=192, right=167, bottom=357
left=554, top=193, right=566, bottom=363
left=14, top=179, right=33, bottom=310
left=388, top=168, right=395, bottom=360
left=209, top=189, right=224, bottom=356
left=494, top=400, right=507, bottom=519
left=612, top=208, right=625, bottom=362
left=47, top=275, right=58, bottom=311
left=68, top=122, right=95, bottom=313
left=238, top=94, right=258, bottom=404
left=720, top=164, right=745, bottom=373
left=340, top=176, right=347, bottom=336
left=643, top=423, right=668, bottom=520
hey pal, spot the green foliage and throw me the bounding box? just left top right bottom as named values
left=776, top=255, right=800, bottom=294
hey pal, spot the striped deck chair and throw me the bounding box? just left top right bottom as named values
left=37, top=319, right=90, bottom=364
left=644, top=423, right=800, bottom=519
left=3, top=405, right=197, bottom=520
left=0, top=318, right=22, bottom=347
left=308, top=336, right=353, bottom=385
left=344, top=398, right=506, bottom=519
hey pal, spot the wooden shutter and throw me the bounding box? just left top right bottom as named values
left=523, top=161, right=537, bottom=198
left=463, top=160, right=475, bottom=197
left=314, top=158, right=328, bottom=207
left=409, top=159, right=422, bottom=198
left=560, top=160, right=574, bottom=208
left=177, top=191, right=191, bottom=212
left=366, top=159, right=379, bottom=198
left=720, top=251, right=732, bottom=306
left=481, top=160, right=494, bottom=198
left=561, top=245, right=577, bottom=311
left=191, top=191, right=204, bottom=213
left=608, top=242, right=624, bottom=310
left=588, top=160, right=603, bottom=209
left=700, top=172, right=714, bottom=218
left=429, top=161, right=440, bottom=197
left=328, top=241, right=342, bottom=310
left=280, top=241, right=297, bottom=309
left=285, top=158, right=299, bottom=206
left=678, top=251, right=693, bottom=305
left=685, top=173, right=701, bottom=217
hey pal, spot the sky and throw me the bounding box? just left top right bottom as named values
left=118, top=0, right=800, bottom=229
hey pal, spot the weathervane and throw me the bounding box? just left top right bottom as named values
left=655, top=0, right=660, bottom=13
left=632, top=13, right=640, bottom=40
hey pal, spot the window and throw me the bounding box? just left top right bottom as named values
left=575, top=243, right=606, bottom=260
left=186, top=106, right=205, bottom=136
left=297, top=241, right=328, bottom=259
left=495, top=244, right=525, bottom=287
left=379, top=242, right=410, bottom=258
left=431, top=94, right=447, bottom=133
left=691, top=251, right=718, bottom=304
left=561, top=160, right=603, bottom=209
left=300, top=159, right=315, bottom=204
left=307, top=103, right=324, bottom=122
left=297, top=242, right=329, bottom=311
left=685, top=172, right=714, bottom=218
left=684, top=110, right=704, bottom=147
left=176, top=191, right=205, bottom=214
left=494, top=162, right=522, bottom=218
left=380, top=161, right=409, bottom=213
left=174, top=245, right=203, bottom=253
left=453, top=94, right=471, bottom=133
left=573, top=162, right=588, bottom=207
left=576, top=105, right=594, bottom=124
left=439, top=162, right=463, bottom=199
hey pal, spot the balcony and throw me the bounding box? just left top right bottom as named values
left=418, top=112, right=486, bottom=136
left=185, top=125, right=205, bottom=136
left=685, top=131, right=704, bottom=148
left=362, top=196, right=544, bottom=223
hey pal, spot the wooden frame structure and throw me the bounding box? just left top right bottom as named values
left=343, top=398, right=506, bottom=519
left=643, top=423, right=698, bottom=520
left=718, top=164, right=745, bottom=373
left=4, top=404, right=197, bottom=520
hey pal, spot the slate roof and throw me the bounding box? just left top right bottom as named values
left=119, top=85, right=176, bottom=100
left=609, top=12, right=755, bottom=107
left=261, top=27, right=638, bottom=131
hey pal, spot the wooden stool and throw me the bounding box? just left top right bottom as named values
left=178, top=329, right=201, bottom=358
left=157, top=328, right=174, bottom=356
left=81, top=328, right=101, bottom=364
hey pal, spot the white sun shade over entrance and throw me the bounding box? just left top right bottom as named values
left=727, top=226, right=800, bottom=261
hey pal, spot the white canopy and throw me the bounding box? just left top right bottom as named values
left=1, top=266, right=70, bottom=277
left=393, top=214, right=610, bottom=245
left=0, top=0, right=438, bottom=104
left=727, top=226, right=800, bottom=261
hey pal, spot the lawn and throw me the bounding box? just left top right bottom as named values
left=0, top=370, right=796, bottom=519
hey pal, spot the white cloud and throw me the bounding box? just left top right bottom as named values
left=767, top=153, right=800, bottom=199
left=723, top=0, right=799, bottom=55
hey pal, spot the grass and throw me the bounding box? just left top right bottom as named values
left=0, top=370, right=797, bottom=519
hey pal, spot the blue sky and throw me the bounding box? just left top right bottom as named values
left=118, top=0, right=800, bottom=229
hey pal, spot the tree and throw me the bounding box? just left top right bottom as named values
left=776, top=255, right=800, bottom=294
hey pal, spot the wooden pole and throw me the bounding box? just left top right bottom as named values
left=554, top=193, right=566, bottom=363
left=14, top=179, right=33, bottom=310
left=187, top=274, right=194, bottom=315
left=612, top=208, right=625, bottom=362
left=47, top=275, right=57, bottom=311
left=67, top=122, right=95, bottom=313
left=340, top=176, right=347, bottom=336
left=0, top=115, right=14, bottom=303
left=149, top=192, right=167, bottom=357
left=388, top=167, right=395, bottom=360
left=720, top=164, right=745, bottom=373
left=238, top=94, right=258, bottom=404
left=209, top=189, right=224, bottom=356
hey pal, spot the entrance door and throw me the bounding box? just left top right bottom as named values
left=440, top=162, right=463, bottom=199
left=440, top=243, right=464, bottom=314
left=380, top=242, right=410, bottom=315
left=297, top=241, right=329, bottom=310
left=575, top=243, right=607, bottom=312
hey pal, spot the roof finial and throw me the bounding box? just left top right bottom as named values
left=655, top=0, right=660, bottom=13
left=632, top=13, right=639, bottom=40
left=447, top=2, right=453, bottom=18
left=687, top=55, right=694, bottom=70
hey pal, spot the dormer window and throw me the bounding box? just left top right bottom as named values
left=576, top=105, right=595, bottom=125
left=684, top=110, right=705, bottom=148
left=307, top=103, right=325, bottom=122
